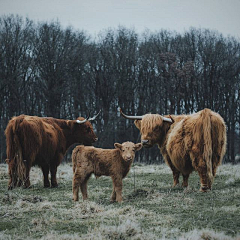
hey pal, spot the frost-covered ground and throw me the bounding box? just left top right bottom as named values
left=0, top=163, right=239, bottom=240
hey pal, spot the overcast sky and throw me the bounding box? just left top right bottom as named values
left=0, top=0, right=240, bottom=39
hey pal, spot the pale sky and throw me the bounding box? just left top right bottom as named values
left=0, top=0, right=240, bottom=39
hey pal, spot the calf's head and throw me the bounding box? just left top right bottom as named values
left=114, top=141, right=142, bottom=162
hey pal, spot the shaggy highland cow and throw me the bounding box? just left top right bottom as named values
left=72, top=141, right=142, bottom=202
left=120, top=108, right=227, bottom=192
left=5, top=112, right=100, bottom=189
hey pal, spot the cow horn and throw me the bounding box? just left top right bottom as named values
left=76, top=119, right=87, bottom=124
left=162, top=116, right=173, bottom=123
left=87, top=110, right=101, bottom=121
left=76, top=110, right=101, bottom=124
left=120, top=108, right=172, bottom=123
left=119, top=108, right=143, bottom=120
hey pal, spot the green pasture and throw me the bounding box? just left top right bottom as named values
left=0, top=163, right=239, bottom=239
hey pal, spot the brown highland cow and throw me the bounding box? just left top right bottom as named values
left=120, top=108, right=227, bottom=192
left=5, top=113, right=100, bottom=189
left=72, top=141, right=142, bottom=202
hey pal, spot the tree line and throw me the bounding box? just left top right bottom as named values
left=0, top=15, right=239, bottom=163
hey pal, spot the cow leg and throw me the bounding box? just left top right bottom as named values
left=111, top=176, right=123, bottom=203
left=17, top=179, right=23, bottom=187
left=23, top=165, right=31, bottom=188
left=8, top=174, right=18, bottom=190
left=182, top=174, right=189, bottom=188
left=10, top=172, right=18, bottom=189
left=168, top=166, right=180, bottom=187
left=50, top=165, right=58, bottom=188
left=198, top=170, right=211, bottom=192
left=41, top=165, right=50, bottom=188
left=194, top=159, right=212, bottom=192
left=212, top=155, right=222, bottom=178
left=165, top=156, right=180, bottom=187
left=172, top=170, right=180, bottom=187
left=111, top=187, right=116, bottom=202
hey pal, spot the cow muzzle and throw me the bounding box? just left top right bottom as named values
left=141, top=139, right=152, bottom=148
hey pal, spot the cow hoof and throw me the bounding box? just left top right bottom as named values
left=172, top=183, right=180, bottom=188
left=200, top=187, right=210, bottom=192
left=51, top=184, right=58, bottom=188
left=23, top=183, right=31, bottom=189
left=44, top=182, right=50, bottom=188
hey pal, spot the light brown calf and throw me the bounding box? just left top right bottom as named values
left=72, top=141, right=142, bottom=202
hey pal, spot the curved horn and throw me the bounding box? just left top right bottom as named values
left=162, top=116, right=173, bottom=123
left=119, top=108, right=143, bottom=120
left=88, top=110, right=101, bottom=121
left=76, top=119, right=87, bottom=124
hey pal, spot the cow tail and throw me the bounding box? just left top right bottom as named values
left=72, top=146, right=82, bottom=173
left=72, top=148, right=77, bottom=173
left=201, top=108, right=213, bottom=185
left=14, top=133, right=26, bottom=183
left=5, top=118, right=26, bottom=185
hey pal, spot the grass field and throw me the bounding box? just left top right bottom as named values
left=0, top=163, right=240, bottom=240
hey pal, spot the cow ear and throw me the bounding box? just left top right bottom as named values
left=114, top=143, right=122, bottom=150
left=5, top=159, right=10, bottom=164
left=134, top=143, right=142, bottom=151
left=134, top=120, right=142, bottom=130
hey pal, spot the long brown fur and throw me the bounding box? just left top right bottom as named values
left=134, top=108, right=227, bottom=191
left=5, top=115, right=98, bottom=189
left=72, top=141, right=142, bottom=202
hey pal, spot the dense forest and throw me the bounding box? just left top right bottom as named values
left=0, top=15, right=239, bottom=163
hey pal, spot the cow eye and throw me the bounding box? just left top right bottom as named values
left=87, top=127, right=91, bottom=133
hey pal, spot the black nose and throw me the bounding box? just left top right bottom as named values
left=94, top=138, right=98, bottom=142
left=141, top=140, right=149, bottom=144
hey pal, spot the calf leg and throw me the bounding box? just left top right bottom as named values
left=41, top=165, right=50, bottom=188
left=111, top=176, right=123, bottom=203
left=80, top=174, right=91, bottom=200
left=73, top=169, right=92, bottom=201
left=73, top=172, right=81, bottom=201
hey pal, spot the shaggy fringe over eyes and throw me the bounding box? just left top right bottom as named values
left=141, top=114, right=163, bottom=133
